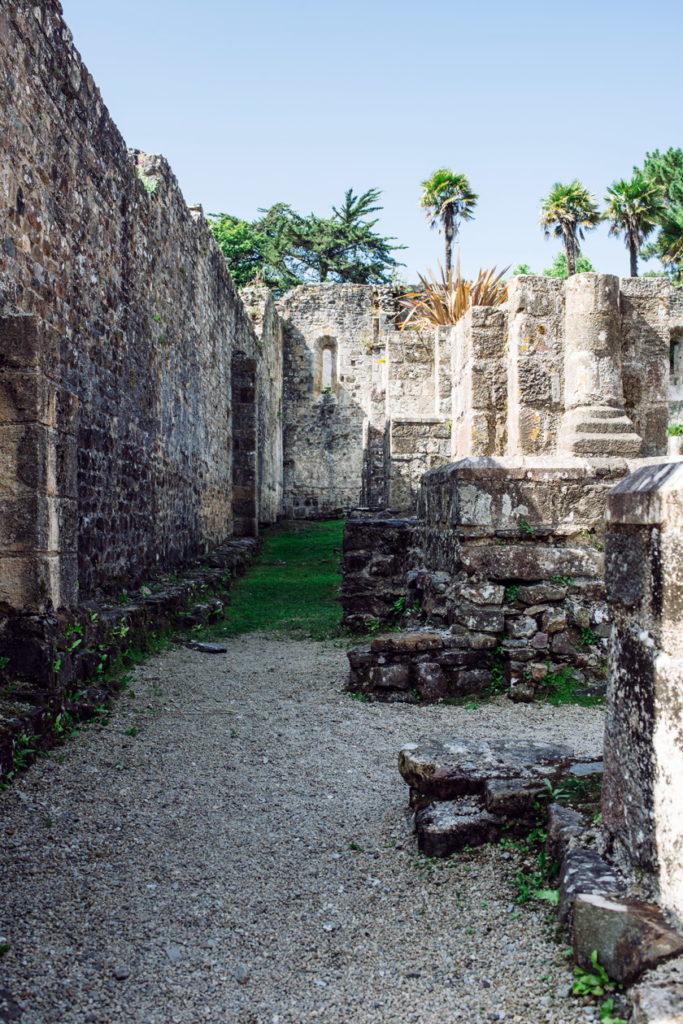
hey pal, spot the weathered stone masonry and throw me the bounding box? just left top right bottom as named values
left=0, top=3, right=285, bottom=724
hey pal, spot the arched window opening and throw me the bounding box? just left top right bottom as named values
left=314, top=335, right=338, bottom=397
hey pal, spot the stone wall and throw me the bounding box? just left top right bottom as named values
left=0, top=2, right=283, bottom=612
left=278, top=284, right=383, bottom=518
left=344, top=456, right=634, bottom=702
left=602, top=462, right=683, bottom=925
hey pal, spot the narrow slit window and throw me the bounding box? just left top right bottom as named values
left=322, top=348, right=333, bottom=391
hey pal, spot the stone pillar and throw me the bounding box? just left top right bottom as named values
left=562, top=274, right=642, bottom=456
left=0, top=315, right=78, bottom=613
left=231, top=352, right=259, bottom=537
left=602, top=462, right=683, bottom=925
left=506, top=276, right=564, bottom=456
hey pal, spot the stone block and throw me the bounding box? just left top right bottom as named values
left=0, top=315, right=59, bottom=373
left=505, top=615, right=537, bottom=639
left=543, top=608, right=567, bottom=632
left=414, top=798, right=502, bottom=857
left=573, top=895, right=683, bottom=984
left=370, top=631, right=443, bottom=654
left=414, top=661, right=447, bottom=701
left=459, top=582, right=504, bottom=605
left=371, top=663, right=410, bottom=691
left=517, top=583, right=566, bottom=604
left=398, top=737, right=581, bottom=802
left=484, top=778, right=544, bottom=817
left=461, top=544, right=603, bottom=582
left=558, top=849, right=625, bottom=926
left=630, top=955, right=683, bottom=1024
left=451, top=603, right=504, bottom=633
left=546, top=803, right=584, bottom=864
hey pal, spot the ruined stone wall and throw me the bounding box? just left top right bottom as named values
left=669, top=288, right=683, bottom=424
left=451, top=307, right=509, bottom=457
left=602, top=462, right=683, bottom=925
left=344, top=457, right=630, bottom=702
left=0, top=2, right=282, bottom=607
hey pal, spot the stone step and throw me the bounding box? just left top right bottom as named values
left=414, top=797, right=502, bottom=857
left=399, top=737, right=585, bottom=802
left=572, top=415, right=639, bottom=435
left=570, top=432, right=643, bottom=457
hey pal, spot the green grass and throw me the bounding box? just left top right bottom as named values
left=211, top=520, right=344, bottom=639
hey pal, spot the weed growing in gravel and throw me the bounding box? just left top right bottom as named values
left=348, top=692, right=368, bottom=702
left=572, top=951, right=627, bottom=1021
left=0, top=943, right=9, bottom=957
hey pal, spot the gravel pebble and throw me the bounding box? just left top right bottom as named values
left=0, top=634, right=605, bottom=1023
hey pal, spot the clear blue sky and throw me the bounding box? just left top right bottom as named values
left=60, top=0, right=683, bottom=281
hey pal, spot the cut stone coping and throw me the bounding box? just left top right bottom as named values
left=370, top=631, right=444, bottom=654
left=399, top=737, right=586, bottom=801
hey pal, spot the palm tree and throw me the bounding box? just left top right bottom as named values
left=420, top=169, right=478, bottom=277
left=539, top=180, right=600, bottom=277
left=603, top=174, right=662, bottom=277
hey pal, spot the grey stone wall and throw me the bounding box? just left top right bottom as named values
left=0, top=2, right=282, bottom=606
left=602, top=462, right=683, bottom=925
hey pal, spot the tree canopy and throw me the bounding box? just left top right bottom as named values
left=207, top=189, right=404, bottom=295
left=636, top=148, right=683, bottom=283
left=420, top=169, right=478, bottom=277
left=539, top=180, right=600, bottom=277
left=603, top=173, right=661, bottom=277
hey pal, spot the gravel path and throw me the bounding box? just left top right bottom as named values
left=0, top=635, right=605, bottom=1024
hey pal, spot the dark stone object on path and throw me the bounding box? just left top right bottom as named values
left=185, top=642, right=228, bottom=654
left=573, top=894, right=683, bottom=984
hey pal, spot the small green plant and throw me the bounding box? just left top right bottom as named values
left=668, top=422, right=683, bottom=436
left=539, top=665, right=603, bottom=707
left=505, top=584, right=520, bottom=604
left=573, top=950, right=612, bottom=998
left=53, top=657, right=62, bottom=674
left=0, top=942, right=10, bottom=957
left=125, top=727, right=137, bottom=737
left=391, top=596, right=407, bottom=617
left=0, top=656, right=9, bottom=672
left=581, top=626, right=599, bottom=647
left=348, top=841, right=364, bottom=851
left=153, top=313, right=161, bottom=323
left=599, top=997, right=627, bottom=1024
left=518, top=516, right=534, bottom=536
left=44, top=817, right=53, bottom=828
left=349, top=691, right=368, bottom=702
left=110, top=619, right=130, bottom=641
left=550, top=574, right=574, bottom=587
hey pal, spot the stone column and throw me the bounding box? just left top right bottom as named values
left=602, top=461, right=683, bottom=925
left=562, top=274, right=642, bottom=456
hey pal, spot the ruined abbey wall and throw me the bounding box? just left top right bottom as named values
left=0, top=2, right=282, bottom=613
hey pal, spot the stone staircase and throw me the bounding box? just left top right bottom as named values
left=564, top=406, right=643, bottom=457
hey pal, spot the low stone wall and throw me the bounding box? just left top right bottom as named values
left=0, top=538, right=258, bottom=783
left=344, top=457, right=637, bottom=702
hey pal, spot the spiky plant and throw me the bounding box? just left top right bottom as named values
left=398, top=255, right=508, bottom=330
